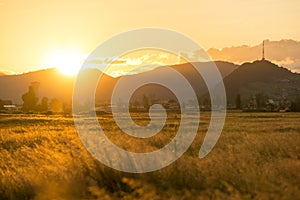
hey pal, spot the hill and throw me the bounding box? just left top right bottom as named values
left=223, top=60, right=300, bottom=105
left=0, top=68, right=74, bottom=104
left=95, top=61, right=237, bottom=104
left=1, top=60, right=299, bottom=108
left=0, top=61, right=237, bottom=105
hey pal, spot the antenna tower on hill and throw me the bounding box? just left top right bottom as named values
left=262, top=40, right=265, bottom=61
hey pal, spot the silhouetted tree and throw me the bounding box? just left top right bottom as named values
left=62, top=102, right=72, bottom=113
left=50, top=98, right=63, bottom=113
left=41, top=97, right=48, bottom=111
left=130, top=99, right=140, bottom=109
left=196, top=94, right=201, bottom=107
left=143, top=95, right=150, bottom=111
left=291, top=97, right=300, bottom=112
left=182, top=101, right=186, bottom=110
left=117, top=98, right=124, bottom=109
left=202, top=97, right=211, bottom=108
left=0, top=99, right=3, bottom=110
left=255, top=93, right=268, bottom=109
left=22, top=82, right=40, bottom=112
left=235, top=93, right=242, bottom=109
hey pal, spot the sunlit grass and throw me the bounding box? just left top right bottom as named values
left=0, top=112, right=299, bottom=199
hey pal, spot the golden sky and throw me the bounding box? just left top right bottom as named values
left=0, top=0, right=299, bottom=74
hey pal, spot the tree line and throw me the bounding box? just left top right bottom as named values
left=21, top=82, right=69, bottom=113
left=235, top=92, right=300, bottom=112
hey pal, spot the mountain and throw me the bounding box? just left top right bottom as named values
left=1, top=60, right=299, bottom=108
left=101, top=61, right=237, bottom=103
left=223, top=60, right=300, bottom=105
left=0, top=69, right=74, bottom=104
left=0, top=61, right=237, bottom=105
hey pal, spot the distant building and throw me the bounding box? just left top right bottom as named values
left=265, top=99, right=279, bottom=112
left=3, top=104, right=17, bottom=111
left=0, top=100, right=11, bottom=109
left=244, top=95, right=292, bottom=112
left=0, top=99, right=19, bottom=111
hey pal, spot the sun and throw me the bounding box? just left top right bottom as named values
left=44, top=48, right=86, bottom=76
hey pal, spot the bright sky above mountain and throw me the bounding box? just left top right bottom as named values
left=0, top=0, right=299, bottom=74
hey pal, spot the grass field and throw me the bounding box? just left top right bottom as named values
left=0, top=112, right=299, bottom=199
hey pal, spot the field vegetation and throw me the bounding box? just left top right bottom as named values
left=0, top=112, right=299, bottom=199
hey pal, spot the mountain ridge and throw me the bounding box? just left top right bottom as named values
left=0, top=60, right=299, bottom=107
left=223, top=60, right=300, bottom=105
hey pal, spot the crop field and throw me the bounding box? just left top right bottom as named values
left=0, top=112, right=299, bottom=199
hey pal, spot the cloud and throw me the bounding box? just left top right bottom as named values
left=84, top=51, right=181, bottom=77
left=291, top=66, right=300, bottom=73
left=206, top=39, right=300, bottom=71
left=271, top=57, right=300, bottom=72
left=0, top=69, right=16, bottom=75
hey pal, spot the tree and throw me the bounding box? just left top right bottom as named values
left=202, top=97, right=211, bottom=108
left=131, top=99, right=140, bottom=109
left=62, top=102, right=72, bottom=113
left=255, top=93, right=268, bottom=109
left=142, top=95, right=150, bottom=111
left=235, top=93, right=242, bottom=109
left=196, top=94, right=201, bottom=107
left=291, top=97, right=300, bottom=112
left=0, top=99, right=3, bottom=110
left=22, top=82, right=40, bottom=112
left=41, top=97, right=48, bottom=111
left=50, top=98, right=63, bottom=113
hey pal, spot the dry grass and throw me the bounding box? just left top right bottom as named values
left=0, top=112, right=299, bottom=199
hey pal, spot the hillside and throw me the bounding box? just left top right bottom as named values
left=0, top=69, right=74, bottom=104
left=95, top=61, right=237, bottom=103
left=2, top=60, right=299, bottom=108
left=223, top=60, right=300, bottom=105
left=0, top=61, right=237, bottom=105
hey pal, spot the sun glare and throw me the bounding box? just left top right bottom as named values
left=44, top=48, right=86, bottom=76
